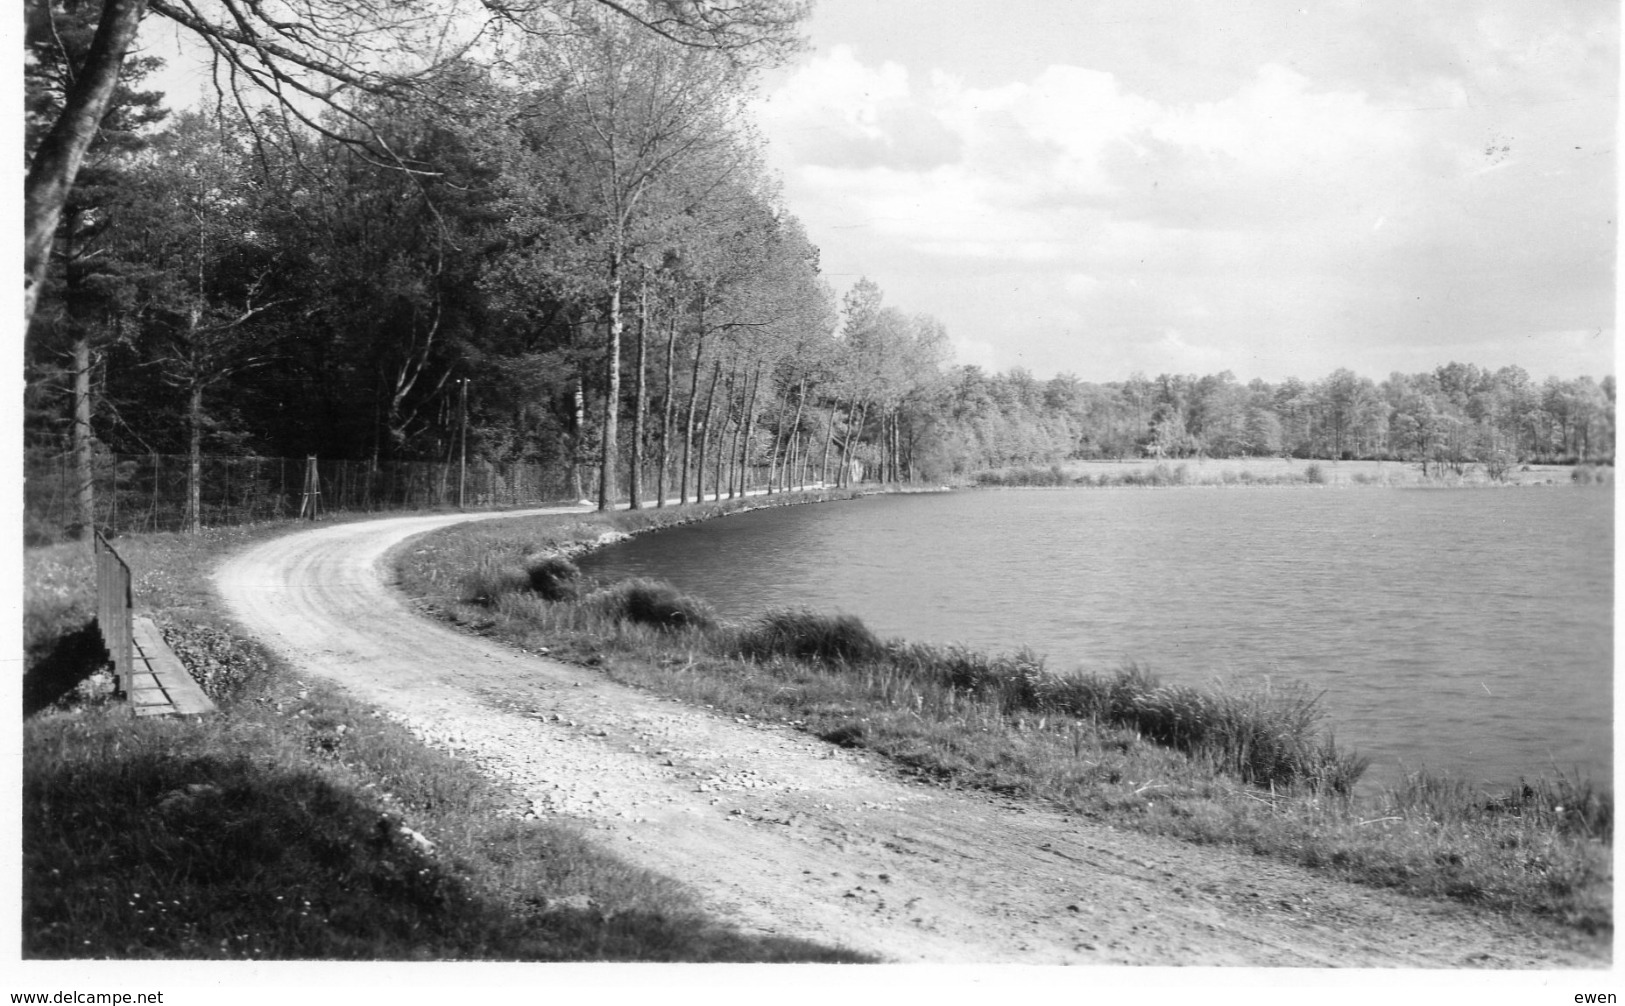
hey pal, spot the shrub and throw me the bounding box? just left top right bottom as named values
left=1572, top=464, right=1611, bottom=485
left=735, top=609, right=886, bottom=664
left=1120, top=463, right=1190, bottom=487
left=973, top=465, right=1071, bottom=487
left=525, top=556, right=580, bottom=601
left=1304, top=463, right=1326, bottom=484
left=1483, top=451, right=1516, bottom=482
left=587, top=579, right=714, bottom=632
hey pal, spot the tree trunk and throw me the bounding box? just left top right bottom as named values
left=738, top=360, right=764, bottom=497
left=627, top=277, right=648, bottom=509
left=73, top=335, right=94, bottom=539
left=681, top=333, right=707, bottom=505
left=766, top=372, right=792, bottom=494
left=841, top=398, right=869, bottom=487
left=24, top=0, right=149, bottom=330
left=570, top=373, right=586, bottom=502
left=186, top=385, right=203, bottom=534
left=820, top=399, right=839, bottom=485
left=657, top=307, right=677, bottom=507
left=722, top=362, right=741, bottom=499
left=695, top=358, right=723, bottom=503
left=891, top=409, right=902, bottom=483
left=784, top=375, right=808, bottom=491
left=597, top=262, right=623, bottom=511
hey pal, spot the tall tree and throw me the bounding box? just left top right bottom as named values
left=24, top=0, right=807, bottom=332
left=25, top=0, right=168, bottom=537
left=125, top=115, right=287, bottom=531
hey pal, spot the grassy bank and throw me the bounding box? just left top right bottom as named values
left=21, top=505, right=872, bottom=961
left=396, top=500, right=1612, bottom=938
left=968, top=458, right=1599, bottom=488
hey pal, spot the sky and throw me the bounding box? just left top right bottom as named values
left=750, top=0, right=1619, bottom=384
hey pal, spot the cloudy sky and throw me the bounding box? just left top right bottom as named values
left=751, top=0, right=1617, bottom=384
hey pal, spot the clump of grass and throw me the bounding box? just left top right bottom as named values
left=735, top=609, right=887, bottom=664
left=586, top=579, right=714, bottom=632
left=1572, top=464, right=1611, bottom=485
left=459, top=555, right=530, bottom=607
left=881, top=653, right=1364, bottom=794
left=1390, top=770, right=1612, bottom=842
left=1090, top=669, right=1367, bottom=794
left=525, top=556, right=581, bottom=601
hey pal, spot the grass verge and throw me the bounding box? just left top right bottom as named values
left=396, top=503, right=1613, bottom=939
left=22, top=506, right=872, bottom=962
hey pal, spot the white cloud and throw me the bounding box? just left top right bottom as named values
left=759, top=32, right=1613, bottom=382
left=766, top=53, right=1423, bottom=262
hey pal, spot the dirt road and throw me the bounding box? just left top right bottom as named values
left=213, top=509, right=1605, bottom=966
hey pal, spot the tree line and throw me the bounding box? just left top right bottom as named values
left=25, top=2, right=1615, bottom=539
left=928, top=364, right=1615, bottom=478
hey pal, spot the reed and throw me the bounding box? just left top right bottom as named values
left=585, top=578, right=715, bottom=632
left=525, top=555, right=581, bottom=601
left=733, top=609, right=887, bottom=664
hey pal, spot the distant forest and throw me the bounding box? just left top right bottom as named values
left=25, top=3, right=1615, bottom=526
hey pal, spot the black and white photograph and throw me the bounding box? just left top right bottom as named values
left=17, top=0, right=1616, bottom=999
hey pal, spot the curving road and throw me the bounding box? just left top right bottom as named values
left=213, top=508, right=1604, bottom=966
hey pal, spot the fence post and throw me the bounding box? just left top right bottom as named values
left=299, top=455, right=321, bottom=520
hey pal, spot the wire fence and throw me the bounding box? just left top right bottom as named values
left=25, top=453, right=581, bottom=540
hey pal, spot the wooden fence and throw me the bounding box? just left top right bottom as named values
left=93, top=529, right=134, bottom=696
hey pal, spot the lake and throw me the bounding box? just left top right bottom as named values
left=578, top=486, right=1614, bottom=791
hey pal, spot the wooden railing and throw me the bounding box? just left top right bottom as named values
left=93, top=530, right=134, bottom=696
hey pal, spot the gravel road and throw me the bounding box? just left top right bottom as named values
left=212, top=508, right=1606, bottom=966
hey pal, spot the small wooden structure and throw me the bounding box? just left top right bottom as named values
left=93, top=530, right=215, bottom=717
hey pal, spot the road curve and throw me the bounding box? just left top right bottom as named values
left=213, top=509, right=1604, bottom=966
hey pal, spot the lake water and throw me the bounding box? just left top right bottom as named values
left=579, top=487, right=1614, bottom=791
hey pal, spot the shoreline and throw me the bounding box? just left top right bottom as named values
left=390, top=494, right=1612, bottom=939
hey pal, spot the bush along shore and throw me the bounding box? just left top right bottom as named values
left=395, top=495, right=1612, bottom=938
left=20, top=495, right=875, bottom=962
left=968, top=458, right=1614, bottom=489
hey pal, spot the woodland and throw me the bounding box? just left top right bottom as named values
left=24, top=1, right=1617, bottom=538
